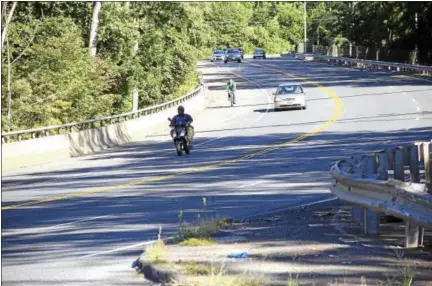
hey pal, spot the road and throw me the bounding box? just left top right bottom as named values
left=2, top=58, right=432, bottom=285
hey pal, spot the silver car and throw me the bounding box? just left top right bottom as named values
left=211, top=50, right=225, bottom=62
left=253, top=48, right=266, bottom=59
left=273, top=83, right=307, bottom=110
left=224, top=48, right=242, bottom=63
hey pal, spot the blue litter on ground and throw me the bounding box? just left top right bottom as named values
left=228, top=252, right=248, bottom=258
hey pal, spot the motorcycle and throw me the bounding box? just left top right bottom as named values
left=168, top=118, right=191, bottom=156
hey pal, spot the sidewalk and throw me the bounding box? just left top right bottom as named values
left=137, top=199, right=432, bottom=286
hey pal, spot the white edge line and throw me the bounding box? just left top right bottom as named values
left=237, top=180, right=264, bottom=189
left=80, top=235, right=176, bottom=259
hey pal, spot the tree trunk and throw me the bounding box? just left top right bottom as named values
left=6, top=34, right=12, bottom=131
left=1, top=1, right=17, bottom=52
left=89, top=1, right=101, bottom=57
left=1, top=2, right=8, bottom=25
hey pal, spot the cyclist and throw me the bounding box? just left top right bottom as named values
left=226, top=79, right=237, bottom=106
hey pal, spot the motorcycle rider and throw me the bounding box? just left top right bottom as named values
left=226, top=79, right=236, bottom=106
left=170, top=105, right=194, bottom=148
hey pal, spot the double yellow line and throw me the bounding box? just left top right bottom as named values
left=2, top=63, right=344, bottom=211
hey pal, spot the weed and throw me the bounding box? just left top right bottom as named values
left=179, top=237, right=216, bottom=247
left=179, top=209, right=184, bottom=228
left=179, top=218, right=230, bottom=240
left=174, top=273, right=265, bottom=286
left=180, top=261, right=222, bottom=276
left=377, top=250, right=415, bottom=286
left=202, top=197, right=208, bottom=219
left=145, top=227, right=167, bottom=264
left=286, top=273, right=299, bottom=286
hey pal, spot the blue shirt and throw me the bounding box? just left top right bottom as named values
left=170, top=114, right=193, bottom=126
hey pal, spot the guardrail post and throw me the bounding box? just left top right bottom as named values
left=402, top=146, right=410, bottom=165
left=17, top=135, right=22, bottom=141
left=364, top=209, right=380, bottom=235
left=31, top=132, right=37, bottom=139
left=416, top=142, right=424, bottom=161
left=351, top=206, right=364, bottom=225
left=394, top=148, right=405, bottom=181
left=386, top=148, right=394, bottom=170
left=366, top=154, right=377, bottom=177
left=405, top=221, right=423, bottom=248
left=424, top=142, right=431, bottom=188
left=2, top=136, right=6, bottom=143
left=409, top=145, right=420, bottom=183
left=44, top=130, right=50, bottom=137
left=378, top=151, right=389, bottom=180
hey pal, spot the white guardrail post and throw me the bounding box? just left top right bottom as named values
left=330, top=140, right=432, bottom=248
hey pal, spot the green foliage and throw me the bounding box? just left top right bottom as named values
left=2, top=1, right=432, bottom=131
left=2, top=16, right=115, bottom=130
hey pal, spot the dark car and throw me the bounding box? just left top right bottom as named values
left=224, top=48, right=242, bottom=63
left=253, top=48, right=266, bottom=59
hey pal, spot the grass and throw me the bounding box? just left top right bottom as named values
left=179, top=218, right=231, bottom=241
left=286, top=273, right=300, bottom=286
left=145, top=239, right=167, bottom=264
left=174, top=262, right=265, bottom=286
left=180, top=262, right=223, bottom=276
left=179, top=237, right=216, bottom=246
left=378, top=250, right=415, bottom=286
left=145, top=227, right=168, bottom=264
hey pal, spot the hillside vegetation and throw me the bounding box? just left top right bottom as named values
left=2, top=2, right=431, bottom=131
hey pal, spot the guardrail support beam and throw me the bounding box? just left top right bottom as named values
left=366, top=154, right=378, bottom=176
left=386, top=148, right=394, bottom=170
left=424, top=143, right=431, bottom=189
left=378, top=151, right=389, bottom=180
left=351, top=206, right=364, bottom=225
left=409, top=146, right=420, bottom=183
left=405, top=221, right=423, bottom=248
left=394, top=149, right=405, bottom=181
left=364, top=209, right=380, bottom=235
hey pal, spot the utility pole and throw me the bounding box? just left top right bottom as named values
left=414, top=12, right=418, bottom=65
left=304, top=1, right=307, bottom=54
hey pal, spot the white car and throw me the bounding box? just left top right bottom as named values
left=211, top=50, right=225, bottom=62
left=273, top=83, right=307, bottom=110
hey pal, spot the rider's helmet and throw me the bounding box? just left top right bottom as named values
left=177, top=105, right=185, bottom=115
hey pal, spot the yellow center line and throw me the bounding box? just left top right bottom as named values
left=1, top=63, right=344, bottom=211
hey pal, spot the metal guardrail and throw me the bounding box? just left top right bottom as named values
left=2, top=78, right=204, bottom=143
left=330, top=141, right=432, bottom=248
left=298, top=53, right=432, bottom=74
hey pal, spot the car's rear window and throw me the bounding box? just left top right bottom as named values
left=277, top=85, right=303, bottom=94
left=227, top=49, right=239, bottom=53
left=255, top=49, right=264, bottom=52
left=213, top=50, right=224, bottom=54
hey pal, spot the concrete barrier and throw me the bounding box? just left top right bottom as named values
left=2, top=89, right=206, bottom=172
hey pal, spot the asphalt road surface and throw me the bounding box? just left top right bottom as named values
left=2, top=57, right=432, bottom=285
